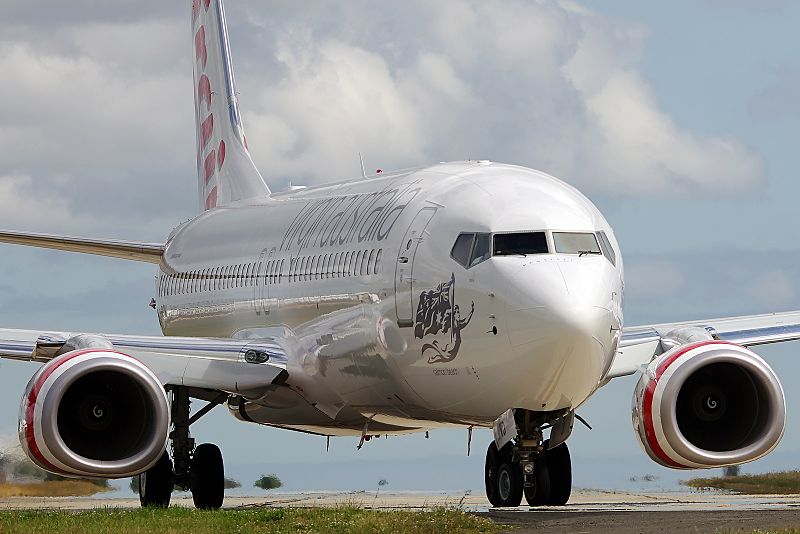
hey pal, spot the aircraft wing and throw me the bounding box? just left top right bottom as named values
left=608, top=310, right=800, bottom=379
left=0, top=328, right=288, bottom=395
left=0, top=229, right=164, bottom=263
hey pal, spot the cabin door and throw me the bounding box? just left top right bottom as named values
left=394, top=207, right=436, bottom=327
left=253, top=247, right=273, bottom=317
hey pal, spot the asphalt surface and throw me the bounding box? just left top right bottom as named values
left=2, top=489, right=799, bottom=533
left=484, top=509, right=800, bottom=533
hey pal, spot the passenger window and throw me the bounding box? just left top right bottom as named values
left=355, top=250, right=363, bottom=276
left=344, top=252, right=352, bottom=276
left=553, top=232, right=601, bottom=255
left=279, top=259, right=284, bottom=283
left=451, top=233, right=474, bottom=267
left=494, top=232, right=548, bottom=256
left=470, top=234, right=491, bottom=267
left=597, top=231, right=617, bottom=266
left=367, top=250, right=375, bottom=275
left=375, top=249, right=383, bottom=274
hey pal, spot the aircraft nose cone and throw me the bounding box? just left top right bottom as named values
left=502, top=259, right=620, bottom=408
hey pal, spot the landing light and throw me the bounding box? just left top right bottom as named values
left=522, top=462, right=535, bottom=475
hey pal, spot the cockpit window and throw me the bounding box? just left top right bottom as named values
left=470, top=233, right=491, bottom=267
left=451, top=233, right=474, bottom=267
left=596, top=231, right=617, bottom=266
left=493, top=232, right=548, bottom=256
left=553, top=232, right=601, bottom=255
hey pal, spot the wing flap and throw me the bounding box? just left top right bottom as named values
left=0, top=230, right=164, bottom=264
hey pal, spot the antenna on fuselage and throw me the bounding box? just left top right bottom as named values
left=359, top=152, right=367, bottom=179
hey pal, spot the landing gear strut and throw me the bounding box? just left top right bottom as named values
left=484, top=410, right=573, bottom=507
left=138, top=387, right=227, bottom=509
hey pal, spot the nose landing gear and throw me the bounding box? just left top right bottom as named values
left=484, top=410, right=573, bottom=507
left=485, top=439, right=572, bottom=507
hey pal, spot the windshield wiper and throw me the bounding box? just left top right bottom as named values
left=578, top=250, right=602, bottom=257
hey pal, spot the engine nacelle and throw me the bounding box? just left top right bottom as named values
left=19, top=349, right=170, bottom=478
left=632, top=340, right=785, bottom=469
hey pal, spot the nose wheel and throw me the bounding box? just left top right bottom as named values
left=485, top=442, right=522, bottom=507
left=484, top=439, right=572, bottom=507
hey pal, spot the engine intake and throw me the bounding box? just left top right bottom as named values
left=632, top=341, right=785, bottom=469
left=19, top=349, right=170, bottom=478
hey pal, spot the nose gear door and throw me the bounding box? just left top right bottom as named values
left=395, top=207, right=436, bottom=327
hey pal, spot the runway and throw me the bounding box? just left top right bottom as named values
left=1, top=489, right=798, bottom=533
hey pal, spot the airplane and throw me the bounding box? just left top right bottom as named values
left=1, top=0, right=799, bottom=510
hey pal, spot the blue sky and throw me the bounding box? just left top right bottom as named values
left=0, top=0, right=799, bottom=492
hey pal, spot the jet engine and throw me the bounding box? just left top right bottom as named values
left=632, top=340, right=785, bottom=469
left=19, top=349, right=170, bottom=478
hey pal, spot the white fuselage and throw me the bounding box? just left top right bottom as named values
left=156, top=162, right=624, bottom=435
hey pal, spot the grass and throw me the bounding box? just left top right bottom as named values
left=0, top=481, right=111, bottom=497
left=683, top=470, right=800, bottom=494
left=0, top=506, right=501, bottom=534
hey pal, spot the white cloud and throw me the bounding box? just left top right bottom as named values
left=239, top=0, right=765, bottom=194
left=0, top=0, right=769, bottom=233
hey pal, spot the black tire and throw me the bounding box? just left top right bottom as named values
left=495, top=458, right=523, bottom=507
left=545, top=441, right=572, bottom=505
left=191, top=443, right=224, bottom=509
left=523, top=459, right=551, bottom=506
left=139, top=450, right=173, bottom=508
left=485, top=442, right=502, bottom=507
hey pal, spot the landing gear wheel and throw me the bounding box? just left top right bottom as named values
left=544, top=441, right=572, bottom=505
left=190, top=443, right=224, bottom=509
left=495, top=457, right=523, bottom=507
left=485, top=443, right=522, bottom=507
left=139, top=450, right=173, bottom=507
left=523, top=459, right=551, bottom=506
left=485, top=442, right=501, bottom=507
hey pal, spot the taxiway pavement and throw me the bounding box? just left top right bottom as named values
left=1, top=489, right=798, bottom=533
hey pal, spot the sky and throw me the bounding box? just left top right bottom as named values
left=0, top=0, right=799, bottom=493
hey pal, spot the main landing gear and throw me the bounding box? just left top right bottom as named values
left=139, top=387, right=228, bottom=509
left=484, top=410, right=573, bottom=507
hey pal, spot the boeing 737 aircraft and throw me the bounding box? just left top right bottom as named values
left=1, top=0, right=799, bottom=509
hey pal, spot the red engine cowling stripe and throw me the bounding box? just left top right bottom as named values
left=24, top=349, right=118, bottom=474
left=642, top=340, right=734, bottom=469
